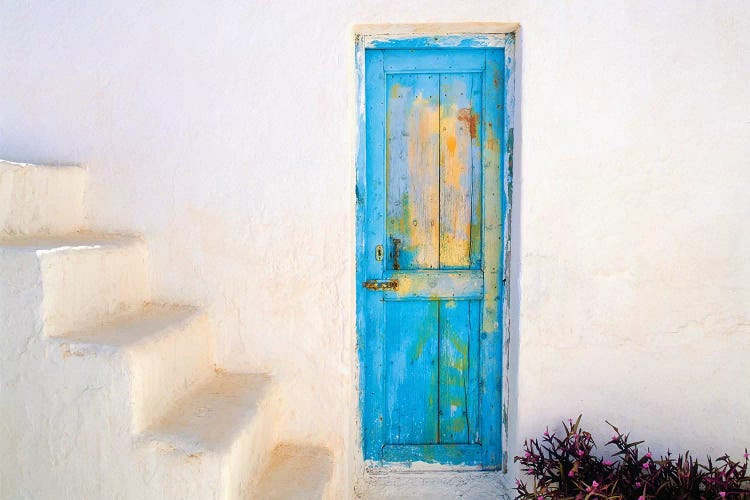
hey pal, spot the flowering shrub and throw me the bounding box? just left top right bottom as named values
left=514, top=416, right=750, bottom=499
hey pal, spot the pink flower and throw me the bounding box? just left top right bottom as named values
left=525, top=451, right=531, bottom=458
left=592, top=481, right=599, bottom=488
left=636, top=482, right=642, bottom=487
left=537, top=497, right=543, bottom=500
left=720, top=493, right=726, bottom=498
left=638, top=497, right=645, bottom=500
left=645, top=452, right=652, bottom=459
left=612, top=435, right=619, bottom=441
left=544, top=429, right=549, bottom=437
left=642, top=462, right=650, bottom=469
left=603, top=460, right=613, bottom=466
left=578, top=450, right=585, bottom=457
left=568, top=470, right=575, bottom=477
left=745, top=452, right=749, bottom=460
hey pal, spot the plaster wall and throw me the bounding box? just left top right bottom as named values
left=1, top=0, right=749, bottom=496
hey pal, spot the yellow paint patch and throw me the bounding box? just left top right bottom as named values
left=440, top=101, right=473, bottom=267
left=405, top=93, right=440, bottom=268
left=390, top=83, right=401, bottom=99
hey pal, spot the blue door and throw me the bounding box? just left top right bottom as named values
left=357, top=40, right=509, bottom=469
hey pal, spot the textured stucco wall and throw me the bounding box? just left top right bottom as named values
left=1, top=0, right=749, bottom=496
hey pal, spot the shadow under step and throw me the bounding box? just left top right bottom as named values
left=251, top=444, right=334, bottom=500
left=141, top=371, right=275, bottom=499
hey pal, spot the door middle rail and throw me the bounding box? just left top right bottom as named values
left=380, top=270, right=483, bottom=300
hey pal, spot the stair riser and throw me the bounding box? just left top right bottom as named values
left=0, top=163, right=85, bottom=235
left=52, top=313, right=215, bottom=433
left=137, top=392, right=279, bottom=500
left=0, top=251, right=44, bottom=360
left=222, top=395, right=280, bottom=500
left=46, top=342, right=152, bottom=434
left=138, top=373, right=277, bottom=500
left=128, top=312, right=216, bottom=432
left=38, top=241, right=151, bottom=336
left=1, top=338, right=133, bottom=499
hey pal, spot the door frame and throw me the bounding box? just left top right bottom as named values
left=354, top=30, right=516, bottom=471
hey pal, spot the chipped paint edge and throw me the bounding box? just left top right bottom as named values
left=500, top=30, right=516, bottom=474
left=363, top=33, right=510, bottom=49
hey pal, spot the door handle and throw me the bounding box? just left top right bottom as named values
left=362, top=279, right=399, bottom=291
left=391, top=238, right=401, bottom=270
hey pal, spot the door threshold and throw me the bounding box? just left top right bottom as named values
left=357, top=468, right=510, bottom=499
left=365, top=461, right=486, bottom=474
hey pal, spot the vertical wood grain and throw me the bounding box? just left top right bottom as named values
left=439, top=73, right=483, bottom=269
left=438, top=300, right=480, bottom=444
left=360, top=48, right=387, bottom=460
left=386, top=73, right=440, bottom=270
left=385, top=300, right=439, bottom=444
left=478, top=47, right=505, bottom=468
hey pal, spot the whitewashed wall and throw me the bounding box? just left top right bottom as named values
left=1, top=0, right=748, bottom=496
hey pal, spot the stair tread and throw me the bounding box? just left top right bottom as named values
left=144, top=371, right=271, bottom=453
left=0, top=159, right=80, bottom=170
left=253, top=444, right=333, bottom=500
left=55, top=303, right=200, bottom=348
left=0, top=231, right=140, bottom=250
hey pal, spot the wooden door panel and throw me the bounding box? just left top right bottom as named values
left=386, top=73, right=440, bottom=270
left=438, top=300, right=480, bottom=444
left=384, top=300, right=439, bottom=444
left=439, top=73, right=483, bottom=269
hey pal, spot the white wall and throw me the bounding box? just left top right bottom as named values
left=1, top=0, right=748, bottom=495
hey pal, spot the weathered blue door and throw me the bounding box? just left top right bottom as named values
left=357, top=38, right=510, bottom=469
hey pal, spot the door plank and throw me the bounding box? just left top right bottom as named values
left=438, top=300, right=480, bottom=444
left=384, top=300, right=439, bottom=444
left=478, top=48, right=505, bottom=467
left=439, top=73, right=483, bottom=269
left=361, top=49, right=388, bottom=460
left=386, top=73, right=440, bottom=270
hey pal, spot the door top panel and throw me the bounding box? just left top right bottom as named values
left=384, top=59, right=483, bottom=273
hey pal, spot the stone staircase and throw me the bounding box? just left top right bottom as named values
left=0, top=160, right=333, bottom=499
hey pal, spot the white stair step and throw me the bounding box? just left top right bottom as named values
left=252, top=444, right=334, bottom=500
left=142, top=371, right=276, bottom=500
left=144, top=371, right=271, bottom=452
left=0, top=160, right=85, bottom=235
left=0, top=232, right=151, bottom=336
left=53, top=303, right=215, bottom=432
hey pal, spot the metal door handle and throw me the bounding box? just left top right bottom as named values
left=362, top=279, right=399, bottom=291
left=391, top=238, right=401, bottom=270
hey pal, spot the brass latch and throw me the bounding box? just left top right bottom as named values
left=362, top=279, right=399, bottom=291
